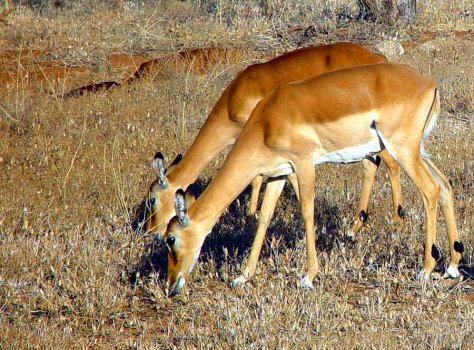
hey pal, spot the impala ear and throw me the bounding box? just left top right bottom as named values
left=174, top=189, right=190, bottom=227
left=184, top=183, right=198, bottom=207
left=168, top=154, right=183, bottom=172
left=170, top=154, right=183, bottom=167
left=152, top=152, right=168, bottom=189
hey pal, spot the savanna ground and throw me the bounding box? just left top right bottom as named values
left=0, top=1, right=473, bottom=348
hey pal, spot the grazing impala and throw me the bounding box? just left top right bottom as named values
left=163, top=63, right=464, bottom=295
left=142, top=42, right=404, bottom=240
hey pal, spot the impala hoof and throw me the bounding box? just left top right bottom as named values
left=230, top=275, right=247, bottom=288
left=345, top=230, right=356, bottom=242
left=244, top=214, right=258, bottom=233
left=445, top=264, right=460, bottom=279
left=169, top=276, right=185, bottom=296
left=298, top=275, right=314, bottom=289
left=416, top=269, right=431, bottom=281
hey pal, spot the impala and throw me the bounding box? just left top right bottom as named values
left=163, top=63, right=464, bottom=295
left=141, top=42, right=403, bottom=240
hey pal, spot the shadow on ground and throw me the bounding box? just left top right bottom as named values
left=128, top=178, right=350, bottom=285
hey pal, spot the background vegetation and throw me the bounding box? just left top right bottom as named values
left=0, top=0, right=473, bottom=348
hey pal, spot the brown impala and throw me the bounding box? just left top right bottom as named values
left=163, top=63, right=464, bottom=294
left=142, top=43, right=403, bottom=243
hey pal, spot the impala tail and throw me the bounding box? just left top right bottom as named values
left=420, top=88, right=440, bottom=159
left=371, top=87, right=440, bottom=163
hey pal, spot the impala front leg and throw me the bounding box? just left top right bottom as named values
left=232, top=177, right=286, bottom=287
left=294, top=159, right=318, bottom=289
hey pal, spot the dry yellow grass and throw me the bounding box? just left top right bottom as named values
left=0, top=1, right=473, bottom=348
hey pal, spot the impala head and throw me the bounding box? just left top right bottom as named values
left=165, top=189, right=203, bottom=295
left=141, top=152, right=183, bottom=237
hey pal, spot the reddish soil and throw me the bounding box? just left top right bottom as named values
left=401, top=30, right=473, bottom=49
left=0, top=47, right=249, bottom=96
left=126, top=47, right=249, bottom=80
left=0, top=48, right=44, bottom=67
left=0, top=31, right=471, bottom=95
left=0, top=48, right=94, bottom=91
left=106, top=53, right=150, bottom=79
left=176, top=47, right=246, bottom=73
left=66, top=47, right=252, bottom=97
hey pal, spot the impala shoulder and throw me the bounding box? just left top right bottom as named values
left=383, top=63, right=429, bottom=78
left=239, top=62, right=265, bottom=82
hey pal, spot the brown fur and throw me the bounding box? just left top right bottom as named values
left=164, top=63, right=462, bottom=293
left=143, top=43, right=400, bottom=240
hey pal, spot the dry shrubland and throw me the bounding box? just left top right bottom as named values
left=0, top=1, right=473, bottom=348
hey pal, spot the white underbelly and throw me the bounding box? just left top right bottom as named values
left=266, top=134, right=382, bottom=178
left=267, top=162, right=294, bottom=177
left=314, top=137, right=381, bottom=165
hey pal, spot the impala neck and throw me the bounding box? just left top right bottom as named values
left=188, top=133, right=269, bottom=234
left=166, top=98, right=239, bottom=188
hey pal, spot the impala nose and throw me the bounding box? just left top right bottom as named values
left=169, top=276, right=185, bottom=296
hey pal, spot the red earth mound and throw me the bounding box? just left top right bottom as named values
left=0, top=47, right=251, bottom=97
left=0, top=48, right=94, bottom=92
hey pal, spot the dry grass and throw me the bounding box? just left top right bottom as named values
left=0, top=1, right=473, bottom=349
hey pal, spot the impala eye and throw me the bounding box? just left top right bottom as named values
left=150, top=197, right=156, bottom=206
left=166, top=236, right=176, bottom=247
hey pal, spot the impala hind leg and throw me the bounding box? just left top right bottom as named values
left=424, top=159, right=462, bottom=278
left=231, top=177, right=286, bottom=287
left=294, top=159, right=318, bottom=288
left=247, top=175, right=264, bottom=218
left=380, top=150, right=404, bottom=225
left=349, top=150, right=403, bottom=238
left=244, top=175, right=264, bottom=234
left=349, top=156, right=379, bottom=237
left=393, top=154, right=441, bottom=278
left=287, top=173, right=300, bottom=202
